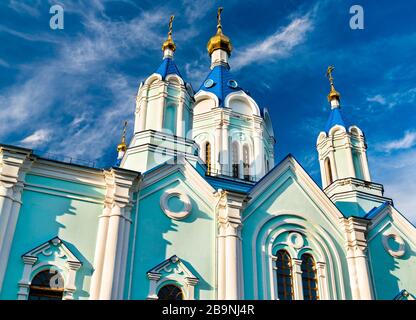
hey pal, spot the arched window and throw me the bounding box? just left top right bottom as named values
left=163, top=104, right=177, bottom=135
left=157, top=284, right=183, bottom=300
left=324, top=157, right=333, bottom=185
left=28, top=269, right=64, bottom=300
left=301, top=254, right=319, bottom=300
left=275, top=250, right=294, bottom=300
left=232, top=142, right=239, bottom=178
left=205, top=142, right=211, bottom=175
left=243, top=144, right=250, bottom=181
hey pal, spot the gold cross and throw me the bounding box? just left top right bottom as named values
left=122, top=120, right=127, bottom=143
left=168, top=15, right=174, bottom=36
left=217, top=7, right=223, bottom=28
left=326, top=65, right=335, bottom=84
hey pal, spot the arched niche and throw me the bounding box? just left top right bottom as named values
left=225, top=92, right=261, bottom=116
left=194, top=91, right=219, bottom=115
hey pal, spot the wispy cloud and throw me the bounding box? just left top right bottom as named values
left=372, top=148, right=416, bottom=223
left=182, top=0, right=215, bottom=22
left=20, top=129, right=51, bottom=148
left=232, top=13, right=313, bottom=70
left=378, top=130, right=416, bottom=152
left=0, top=3, right=167, bottom=163
left=367, top=94, right=386, bottom=105
left=8, top=0, right=42, bottom=17
left=367, top=88, right=416, bottom=108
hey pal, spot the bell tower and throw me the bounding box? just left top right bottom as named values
left=120, top=16, right=198, bottom=173
left=192, top=8, right=275, bottom=182
left=317, top=66, right=392, bottom=217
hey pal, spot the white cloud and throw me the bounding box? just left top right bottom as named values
left=367, top=88, right=416, bottom=109
left=367, top=94, right=386, bottom=105
left=0, top=4, right=167, bottom=163
left=8, top=0, right=41, bottom=17
left=379, top=131, right=416, bottom=152
left=232, top=14, right=313, bottom=70
left=20, top=129, right=51, bottom=148
left=372, top=149, right=416, bottom=224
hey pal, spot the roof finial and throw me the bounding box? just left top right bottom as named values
left=326, top=65, right=340, bottom=102
left=207, top=7, right=232, bottom=56
left=117, top=121, right=128, bottom=154
left=217, top=7, right=223, bottom=32
left=162, top=15, right=176, bottom=54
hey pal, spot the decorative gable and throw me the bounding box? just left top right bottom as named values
left=146, top=255, right=199, bottom=300
left=22, top=236, right=82, bottom=269
left=147, top=255, right=198, bottom=283
left=18, top=237, right=82, bottom=300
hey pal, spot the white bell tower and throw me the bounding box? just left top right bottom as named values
left=120, top=16, right=198, bottom=173
left=192, top=8, right=275, bottom=182
left=317, top=66, right=391, bottom=217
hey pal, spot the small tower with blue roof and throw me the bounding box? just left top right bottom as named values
left=192, top=8, right=275, bottom=182
left=317, top=66, right=391, bottom=217
left=120, top=16, right=198, bottom=173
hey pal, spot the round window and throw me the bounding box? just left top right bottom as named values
left=227, top=80, right=238, bottom=88
left=204, top=79, right=215, bottom=88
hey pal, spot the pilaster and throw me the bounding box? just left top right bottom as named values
left=216, top=190, right=247, bottom=300
left=91, top=167, right=140, bottom=300
left=0, top=146, right=32, bottom=291
left=341, top=216, right=374, bottom=300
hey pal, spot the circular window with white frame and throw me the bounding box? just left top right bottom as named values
left=160, top=189, right=192, bottom=220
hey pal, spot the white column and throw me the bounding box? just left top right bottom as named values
left=354, top=249, right=374, bottom=299
left=217, top=224, right=226, bottom=300
left=253, top=131, right=264, bottom=180
left=118, top=214, right=131, bottom=299
left=225, top=222, right=239, bottom=300
left=137, top=96, right=148, bottom=132
left=361, top=149, right=371, bottom=181
left=89, top=204, right=111, bottom=299
left=342, top=217, right=374, bottom=300
left=238, top=143, right=244, bottom=180
left=17, top=256, right=37, bottom=300
left=316, top=262, right=328, bottom=300
left=318, top=158, right=327, bottom=188
left=292, top=259, right=304, bottom=300
left=99, top=204, right=121, bottom=299
left=221, top=124, right=229, bottom=174
left=215, top=125, right=222, bottom=175
left=95, top=169, right=139, bottom=300
left=177, top=98, right=184, bottom=137
left=0, top=185, right=24, bottom=290
left=345, top=247, right=360, bottom=299
left=0, top=149, right=31, bottom=291
left=329, top=149, right=338, bottom=180
left=0, top=186, right=14, bottom=258
left=216, top=191, right=245, bottom=300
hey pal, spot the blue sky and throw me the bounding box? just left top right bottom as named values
left=0, top=0, right=415, bottom=222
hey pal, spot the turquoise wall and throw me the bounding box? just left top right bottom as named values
left=367, top=214, right=416, bottom=299
left=242, top=168, right=351, bottom=299
left=125, top=170, right=216, bottom=299
left=0, top=174, right=104, bottom=300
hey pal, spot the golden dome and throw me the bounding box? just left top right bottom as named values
left=162, top=15, right=176, bottom=53
left=117, top=121, right=128, bottom=153
left=328, top=84, right=340, bottom=102
left=207, top=7, right=232, bottom=56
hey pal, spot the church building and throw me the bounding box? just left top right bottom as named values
left=0, top=8, right=415, bottom=300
